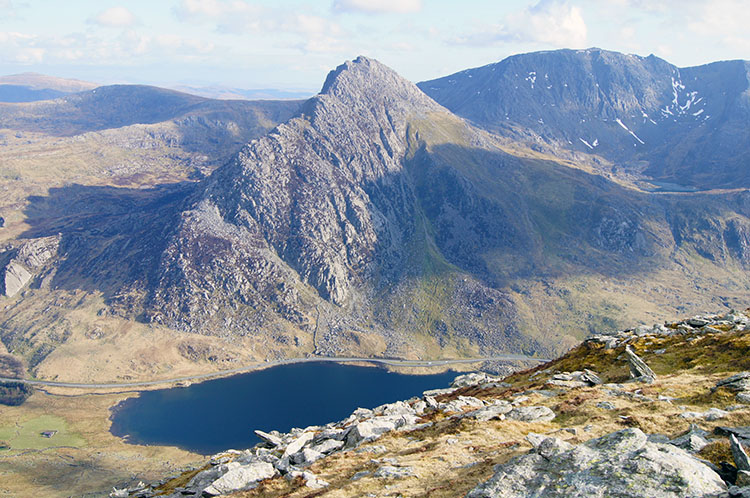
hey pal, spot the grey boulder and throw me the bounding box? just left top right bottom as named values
left=466, top=428, right=726, bottom=498
left=467, top=401, right=513, bottom=421
left=506, top=406, right=556, bottom=423
left=716, top=372, right=750, bottom=392
left=202, top=461, right=276, bottom=496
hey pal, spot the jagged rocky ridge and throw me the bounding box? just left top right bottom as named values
left=140, top=56, right=750, bottom=357
left=4, top=54, right=750, bottom=368
left=419, top=48, right=750, bottom=190
left=143, top=56, right=533, bottom=355
left=124, top=310, right=750, bottom=497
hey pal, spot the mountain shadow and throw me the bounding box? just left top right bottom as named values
left=19, top=182, right=196, bottom=306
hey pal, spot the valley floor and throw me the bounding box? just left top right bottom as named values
left=0, top=391, right=200, bottom=497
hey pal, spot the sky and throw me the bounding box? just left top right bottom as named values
left=0, top=0, right=748, bottom=92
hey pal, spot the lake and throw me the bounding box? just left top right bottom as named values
left=644, top=180, right=701, bottom=193
left=110, top=361, right=457, bottom=454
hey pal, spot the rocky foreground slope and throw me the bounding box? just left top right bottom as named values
left=118, top=310, right=750, bottom=497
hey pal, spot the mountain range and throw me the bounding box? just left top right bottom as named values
left=419, top=48, right=750, bottom=190
left=1, top=49, right=750, bottom=383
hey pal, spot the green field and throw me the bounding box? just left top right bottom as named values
left=0, top=414, right=85, bottom=451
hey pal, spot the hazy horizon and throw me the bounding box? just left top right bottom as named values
left=1, top=0, right=748, bottom=92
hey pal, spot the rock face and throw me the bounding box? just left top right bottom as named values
left=419, top=48, right=750, bottom=190
left=143, top=55, right=535, bottom=354
left=0, top=235, right=60, bottom=297
left=466, top=428, right=727, bottom=498
left=152, top=56, right=441, bottom=310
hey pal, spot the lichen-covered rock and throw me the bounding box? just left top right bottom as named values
left=202, top=461, right=276, bottom=495
left=680, top=408, right=729, bottom=421
left=625, top=345, right=656, bottom=382
left=372, top=465, right=415, bottom=479
left=440, top=395, right=485, bottom=414
left=345, top=417, right=399, bottom=447
left=716, top=372, right=750, bottom=392
left=546, top=369, right=603, bottom=388
left=467, top=428, right=726, bottom=498
left=506, top=405, right=555, bottom=423
left=466, top=400, right=513, bottom=421
left=451, top=372, right=504, bottom=388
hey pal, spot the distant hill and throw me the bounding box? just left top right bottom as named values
left=170, top=84, right=314, bottom=101
left=419, top=48, right=750, bottom=190
left=0, top=72, right=98, bottom=103
left=0, top=84, right=301, bottom=137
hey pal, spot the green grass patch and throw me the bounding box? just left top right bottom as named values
left=0, top=414, right=85, bottom=451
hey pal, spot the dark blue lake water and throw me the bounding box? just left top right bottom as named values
left=110, top=361, right=456, bottom=455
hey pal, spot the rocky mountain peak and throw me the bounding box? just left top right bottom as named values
left=315, top=55, right=441, bottom=118
left=148, top=57, right=451, bottom=330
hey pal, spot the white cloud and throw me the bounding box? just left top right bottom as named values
left=0, top=28, right=219, bottom=66
left=172, top=0, right=348, bottom=53
left=453, top=0, right=587, bottom=48
left=332, top=0, right=422, bottom=14
left=89, top=6, right=137, bottom=28
left=289, top=14, right=345, bottom=52
left=173, top=0, right=266, bottom=32
left=0, top=0, right=18, bottom=22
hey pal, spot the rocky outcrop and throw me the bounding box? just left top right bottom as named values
left=717, top=372, right=750, bottom=404
left=625, top=345, right=657, bottom=382
left=466, top=428, right=726, bottom=498
left=587, top=310, right=749, bottom=352
left=0, top=235, right=60, bottom=297
left=546, top=369, right=602, bottom=388
left=506, top=405, right=556, bottom=423
left=202, top=461, right=276, bottom=496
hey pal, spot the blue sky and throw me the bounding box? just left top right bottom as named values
left=1, top=0, right=748, bottom=91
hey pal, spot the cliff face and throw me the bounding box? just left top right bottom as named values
left=146, top=57, right=444, bottom=339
